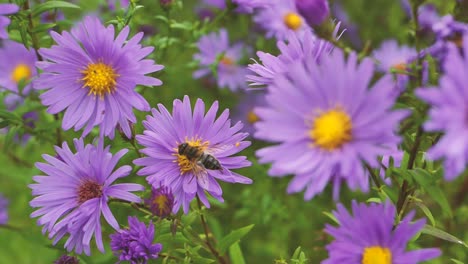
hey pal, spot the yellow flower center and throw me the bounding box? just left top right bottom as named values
left=11, top=64, right=32, bottom=83
left=362, top=246, right=392, bottom=264
left=153, top=194, right=169, bottom=214
left=81, top=62, right=119, bottom=97
left=175, top=138, right=210, bottom=174
left=391, top=63, right=406, bottom=72
left=283, top=12, right=303, bottom=30
left=220, top=56, right=234, bottom=66
left=309, top=108, right=352, bottom=150
left=247, top=110, right=259, bottom=124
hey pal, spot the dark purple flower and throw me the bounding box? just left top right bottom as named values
left=134, top=96, right=252, bottom=213
left=29, top=138, right=144, bottom=255
left=323, top=201, right=441, bottom=264
left=295, top=0, right=329, bottom=26
left=416, top=35, right=468, bottom=180
left=34, top=16, right=164, bottom=139
left=110, top=216, right=162, bottom=264
left=54, top=255, right=79, bottom=264
left=255, top=49, right=407, bottom=200
left=145, top=185, right=175, bottom=218
left=0, top=193, right=8, bottom=225
left=0, top=4, right=19, bottom=39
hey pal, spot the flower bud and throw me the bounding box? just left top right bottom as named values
left=295, top=0, right=330, bottom=26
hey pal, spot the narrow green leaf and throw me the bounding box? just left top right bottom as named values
left=229, top=242, right=246, bottom=264
left=218, top=224, right=254, bottom=254
left=31, top=23, right=57, bottom=33
left=31, top=1, right=80, bottom=17
left=366, top=197, right=382, bottom=204
left=322, top=211, right=339, bottom=225
left=451, top=259, right=465, bottom=264
left=291, top=247, right=302, bottom=259
left=414, top=201, right=435, bottom=227
left=422, top=225, right=468, bottom=248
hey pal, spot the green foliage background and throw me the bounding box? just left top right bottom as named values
left=0, top=0, right=467, bottom=263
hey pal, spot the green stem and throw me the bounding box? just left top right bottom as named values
left=365, top=163, right=382, bottom=189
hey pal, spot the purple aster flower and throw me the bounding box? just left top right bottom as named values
left=193, top=28, right=249, bottom=91
left=134, top=96, right=253, bottom=213
left=295, top=0, right=330, bottom=26
left=145, top=185, right=175, bottom=218
left=248, top=23, right=343, bottom=87
left=0, top=193, right=8, bottom=225
left=54, top=255, right=79, bottom=264
left=0, top=40, right=37, bottom=95
left=233, top=91, right=267, bottom=135
left=254, top=0, right=311, bottom=40
left=110, top=216, right=162, bottom=264
left=232, top=0, right=270, bottom=13
left=255, top=49, right=407, bottom=200
left=331, top=2, right=361, bottom=48
left=323, top=201, right=441, bottom=264
left=34, top=16, right=163, bottom=139
left=29, top=138, right=144, bottom=255
left=108, top=0, right=130, bottom=10
left=202, top=0, right=226, bottom=9
left=373, top=40, right=417, bottom=93
left=0, top=4, right=19, bottom=39
left=418, top=4, right=440, bottom=30
left=416, top=36, right=468, bottom=180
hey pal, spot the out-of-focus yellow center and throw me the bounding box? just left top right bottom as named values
left=283, top=12, right=303, bottom=30
left=81, top=62, right=119, bottom=97
left=220, top=56, right=234, bottom=66
left=175, top=138, right=210, bottom=174
left=362, top=246, right=392, bottom=264
left=391, top=62, right=406, bottom=72
left=11, top=64, right=32, bottom=83
left=153, top=194, right=169, bottom=214
left=247, top=110, right=259, bottom=124
left=309, top=108, right=352, bottom=150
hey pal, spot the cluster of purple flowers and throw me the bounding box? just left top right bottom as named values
left=1, top=0, right=466, bottom=262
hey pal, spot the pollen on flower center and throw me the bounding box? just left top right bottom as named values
left=77, top=179, right=103, bottom=203
left=175, top=138, right=210, bottom=174
left=361, top=246, right=392, bottom=264
left=283, top=12, right=303, bottom=30
left=81, top=62, right=119, bottom=97
left=11, top=64, right=32, bottom=83
left=309, top=108, right=352, bottom=150
left=247, top=110, right=259, bottom=124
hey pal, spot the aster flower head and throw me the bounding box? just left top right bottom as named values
left=29, top=138, right=144, bottom=255
left=0, top=4, right=19, bottom=39
left=233, top=91, right=267, bottom=135
left=254, top=0, right=311, bottom=40
left=0, top=193, right=8, bottom=225
left=248, top=24, right=342, bottom=87
left=145, top=185, right=175, bottom=218
left=110, top=216, right=162, bottom=264
left=373, top=40, right=417, bottom=92
left=134, top=96, right=253, bottom=213
left=232, top=0, right=270, bottom=13
left=193, top=28, right=249, bottom=91
left=323, top=201, right=441, bottom=264
left=34, top=16, right=164, bottom=139
left=416, top=35, right=468, bottom=180
left=255, top=49, right=407, bottom=200
left=0, top=40, right=37, bottom=94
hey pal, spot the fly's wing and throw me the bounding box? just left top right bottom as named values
left=205, top=144, right=235, bottom=174
left=193, top=164, right=210, bottom=190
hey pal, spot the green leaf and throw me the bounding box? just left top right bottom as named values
left=218, top=224, right=254, bottom=254
left=291, top=247, right=302, bottom=259
left=229, top=242, right=246, bottom=264
left=366, top=197, right=382, bottom=204
left=451, top=259, right=465, bottom=264
left=414, top=201, right=436, bottom=227
left=422, top=225, right=468, bottom=248
left=322, top=211, right=339, bottom=225
left=31, top=23, right=57, bottom=33
left=0, top=110, right=22, bottom=125
left=31, top=1, right=80, bottom=17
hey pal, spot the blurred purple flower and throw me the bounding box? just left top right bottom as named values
left=323, top=201, right=441, bottom=264
left=202, top=0, right=226, bottom=9
left=254, top=0, right=311, bottom=40
left=233, top=92, right=267, bottom=135
left=29, top=138, right=144, bottom=255
left=373, top=40, right=417, bottom=92
left=418, top=4, right=440, bottom=30
left=0, top=4, right=19, bottom=39
left=331, top=2, right=361, bottom=48
left=134, top=96, right=252, bottom=213
left=145, top=185, right=175, bottom=218
left=0, top=40, right=37, bottom=95
left=233, top=0, right=270, bottom=13
left=255, top=49, right=407, bottom=200
left=34, top=16, right=163, bottom=139
left=295, top=0, right=329, bottom=26
left=193, top=28, right=249, bottom=91
left=416, top=35, right=468, bottom=180
left=54, top=255, right=79, bottom=264
left=248, top=23, right=342, bottom=87
left=108, top=0, right=130, bottom=10
left=110, top=216, right=162, bottom=264
left=0, top=193, right=8, bottom=225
